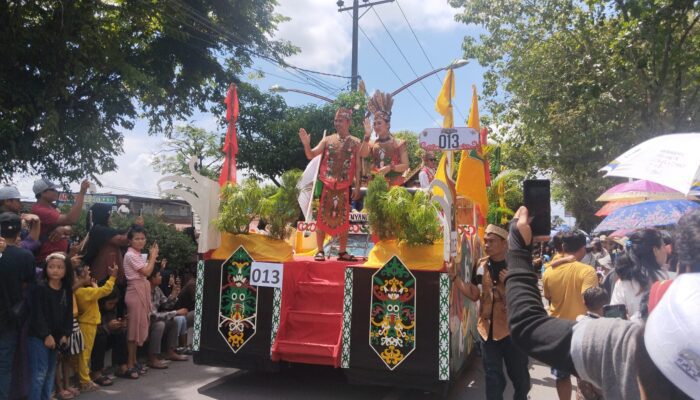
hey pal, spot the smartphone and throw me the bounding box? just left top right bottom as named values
left=523, top=179, right=551, bottom=237
left=603, top=304, right=628, bottom=319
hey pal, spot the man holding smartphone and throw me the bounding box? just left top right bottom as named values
left=542, top=231, right=598, bottom=400
left=450, top=224, right=531, bottom=400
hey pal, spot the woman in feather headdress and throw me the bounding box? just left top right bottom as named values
left=359, top=90, right=409, bottom=186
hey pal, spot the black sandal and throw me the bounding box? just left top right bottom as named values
left=115, top=368, right=139, bottom=380
left=337, top=252, right=358, bottom=262
left=314, top=251, right=326, bottom=261
left=94, top=375, right=113, bottom=386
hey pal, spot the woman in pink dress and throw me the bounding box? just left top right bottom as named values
left=122, top=226, right=158, bottom=378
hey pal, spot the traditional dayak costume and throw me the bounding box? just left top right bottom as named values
left=316, top=108, right=361, bottom=236
left=367, top=91, right=407, bottom=186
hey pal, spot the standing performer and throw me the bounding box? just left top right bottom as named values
left=360, top=90, right=410, bottom=186
left=298, top=108, right=361, bottom=262
left=418, top=150, right=437, bottom=189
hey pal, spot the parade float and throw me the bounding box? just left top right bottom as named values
left=159, top=77, right=489, bottom=393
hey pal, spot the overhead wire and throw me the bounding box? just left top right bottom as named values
left=394, top=0, right=468, bottom=123
left=371, top=8, right=438, bottom=107
left=350, top=13, right=440, bottom=126
left=165, top=0, right=347, bottom=97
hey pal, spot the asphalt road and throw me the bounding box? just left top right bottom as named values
left=78, top=355, right=572, bottom=399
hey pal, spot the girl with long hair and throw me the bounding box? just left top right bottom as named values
left=28, top=253, right=74, bottom=400
left=610, top=229, right=668, bottom=320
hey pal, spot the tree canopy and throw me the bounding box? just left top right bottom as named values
left=451, top=0, right=700, bottom=230
left=0, top=0, right=295, bottom=183
left=151, top=124, right=222, bottom=180
left=236, top=88, right=367, bottom=185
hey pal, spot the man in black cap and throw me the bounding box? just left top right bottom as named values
left=0, top=212, right=36, bottom=398
left=31, top=177, right=89, bottom=262
left=0, top=185, right=41, bottom=252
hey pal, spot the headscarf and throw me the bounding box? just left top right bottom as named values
left=82, top=203, right=119, bottom=266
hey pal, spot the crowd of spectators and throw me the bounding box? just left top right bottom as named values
left=0, top=180, right=196, bottom=400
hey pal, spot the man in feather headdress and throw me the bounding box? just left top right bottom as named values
left=359, top=90, right=410, bottom=187
left=298, top=108, right=361, bottom=262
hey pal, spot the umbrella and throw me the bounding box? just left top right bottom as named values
left=596, top=180, right=688, bottom=202
left=593, top=199, right=699, bottom=233
left=594, top=201, right=635, bottom=217
left=600, top=133, right=700, bottom=195
left=609, top=229, right=633, bottom=238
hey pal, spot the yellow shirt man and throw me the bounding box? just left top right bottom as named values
left=542, top=259, right=598, bottom=321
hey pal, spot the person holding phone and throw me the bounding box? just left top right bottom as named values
left=505, top=207, right=697, bottom=400
left=542, top=230, right=598, bottom=400
left=31, top=178, right=90, bottom=263
left=123, top=225, right=158, bottom=378
left=450, top=224, right=531, bottom=400
left=0, top=212, right=36, bottom=398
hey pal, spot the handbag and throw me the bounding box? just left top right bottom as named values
left=67, top=318, right=84, bottom=355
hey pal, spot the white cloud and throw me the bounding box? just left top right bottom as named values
left=274, top=0, right=461, bottom=73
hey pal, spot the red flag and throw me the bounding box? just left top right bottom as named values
left=480, top=127, right=491, bottom=187
left=219, top=84, right=239, bottom=187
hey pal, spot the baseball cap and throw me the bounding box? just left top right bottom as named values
left=0, top=211, right=21, bottom=235
left=32, top=178, right=60, bottom=195
left=644, top=273, right=700, bottom=398
left=0, top=186, right=21, bottom=201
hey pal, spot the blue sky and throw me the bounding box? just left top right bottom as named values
left=12, top=0, right=573, bottom=224
left=15, top=0, right=485, bottom=199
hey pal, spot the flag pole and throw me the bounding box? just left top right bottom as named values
left=306, top=130, right=327, bottom=222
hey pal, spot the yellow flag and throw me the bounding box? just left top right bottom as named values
left=455, top=86, right=489, bottom=220
left=432, top=69, right=457, bottom=197
left=435, top=69, right=455, bottom=129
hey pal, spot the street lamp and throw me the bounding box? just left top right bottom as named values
left=269, top=85, right=334, bottom=103
left=270, top=59, right=469, bottom=104
left=390, top=59, right=469, bottom=97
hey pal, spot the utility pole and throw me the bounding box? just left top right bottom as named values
left=337, top=0, right=395, bottom=91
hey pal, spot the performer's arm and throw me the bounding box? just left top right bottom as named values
left=299, top=128, right=324, bottom=159
left=353, top=154, right=363, bottom=201
left=358, top=118, right=372, bottom=158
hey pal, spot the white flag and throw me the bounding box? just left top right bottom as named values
left=297, top=154, right=321, bottom=222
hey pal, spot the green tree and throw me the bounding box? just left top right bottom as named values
left=487, top=169, right=525, bottom=225
left=151, top=124, right=222, bottom=180
left=0, top=0, right=295, bottom=183
left=393, top=130, right=422, bottom=171
left=67, top=209, right=196, bottom=272
left=236, top=87, right=367, bottom=185
left=450, top=0, right=700, bottom=230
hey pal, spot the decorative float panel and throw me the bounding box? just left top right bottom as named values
left=219, top=246, right=258, bottom=353
left=369, top=256, right=416, bottom=370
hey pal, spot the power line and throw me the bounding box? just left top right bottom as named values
left=165, top=0, right=347, bottom=96
left=394, top=0, right=468, bottom=123
left=352, top=15, right=440, bottom=126
left=371, top=8, right=437, bottom=106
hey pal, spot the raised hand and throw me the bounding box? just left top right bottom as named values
left=298, top=128, right=311, bottom=147
left=108, top=263, right=118, bottom=277
left=363, top=117, right=372, bottom=139
left=149, top=242, right=159, bottom=259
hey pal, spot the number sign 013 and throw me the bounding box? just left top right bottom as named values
left=250, top=262, right=283, bottom=288
left=419, top=127, right=480, bottom=151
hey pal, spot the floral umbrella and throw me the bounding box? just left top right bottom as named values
left=596, top=180, right=688, bottom=202
left=594, top=201, right=636, bottom=217
left=593, top=199, right=699, bottom=233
